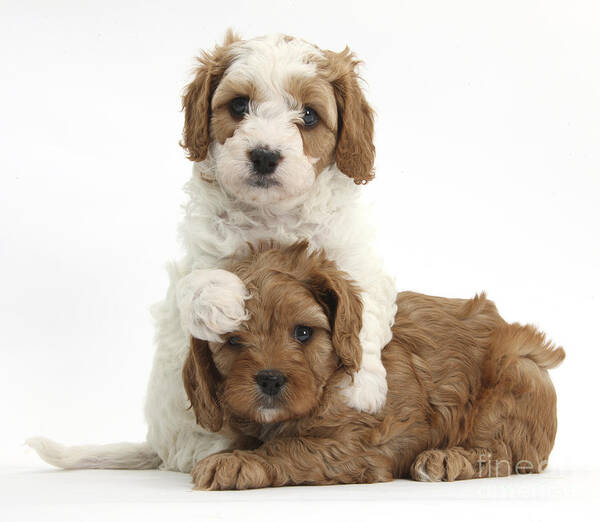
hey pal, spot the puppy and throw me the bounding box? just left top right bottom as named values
left=147, top=31, right=397, bottom=471
left=28, top=31, right=396, bottom=473
left=183, top=242, right=565, bottom=490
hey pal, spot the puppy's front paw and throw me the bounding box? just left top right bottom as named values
left=176, top=269, right=249, bottom=342
left=340, top=366, right=388, bottom=414
left=192, top=452, right=270, bottom=491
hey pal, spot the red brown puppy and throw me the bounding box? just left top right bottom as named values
left=183, top=242, right=565, bottom=490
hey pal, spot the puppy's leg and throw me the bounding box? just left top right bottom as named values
left=341, top=294, right=395, bottom=414
left=410, top=442, right=513, bottom=482
left=192, top=437, right=394, bottom=490
left=331, top=250, right=397, bottom=415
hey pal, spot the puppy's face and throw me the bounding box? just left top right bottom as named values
left=211, top=273, right=337, bottom=424
left=181, top=32, right=376, bottom=207
left=183, top=243, right=364, bottom=431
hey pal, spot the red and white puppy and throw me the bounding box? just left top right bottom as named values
left=27, top=32, right=397, bottom=473
left=158, top=31, right=397, bottom=470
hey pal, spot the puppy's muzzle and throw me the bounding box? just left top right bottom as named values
left=255, top=369, right=287, bottom=396
left=249, top=148, right=282, bottom=176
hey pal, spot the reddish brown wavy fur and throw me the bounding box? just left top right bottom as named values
left=183, top=242, right=565, bottom=490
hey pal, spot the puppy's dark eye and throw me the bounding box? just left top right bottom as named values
left=302, top=107, right=319, bottom=127
left=226, top=336, right=242, bottom=347
left=293, top=325, right=313, bottom=343
left=230, top=97, right=249, bottom=118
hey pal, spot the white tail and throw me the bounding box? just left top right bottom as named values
left=26, top=437, right=161, bottom=470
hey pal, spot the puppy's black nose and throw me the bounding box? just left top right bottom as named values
left=255, top=369, right=287, bottom=396
left=250, top=148, right=281, bottom=175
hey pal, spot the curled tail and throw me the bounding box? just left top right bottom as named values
left=26, top=437, right=161, bottom=470
left=515, top=324, right=566, bottom=370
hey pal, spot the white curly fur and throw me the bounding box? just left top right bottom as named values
left=27, top=33, right=397, bottom=473
left=176, top=269, right=250, bottom=342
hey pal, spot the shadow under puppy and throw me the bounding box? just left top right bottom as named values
left=183, top=242, right=565, bottom=490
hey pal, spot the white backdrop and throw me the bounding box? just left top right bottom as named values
left=1, top=0, right=599, bottom=519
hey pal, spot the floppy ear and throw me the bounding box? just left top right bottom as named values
left=322, top=48, right=375, bottom=185
left=182, top=337, right=223, bottom=432
left=180, top=29, right=241, bottom=162
left=306, top=258, right=364, bottom=373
